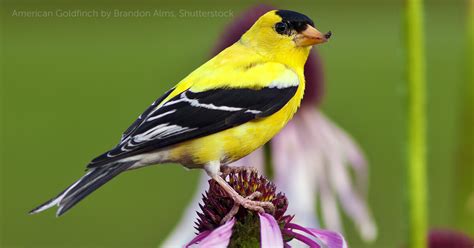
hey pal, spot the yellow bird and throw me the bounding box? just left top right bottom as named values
left=30, top=10, right=331, bottom=217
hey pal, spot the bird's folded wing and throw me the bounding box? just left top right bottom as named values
left=88, top=67, right=299, bottom=168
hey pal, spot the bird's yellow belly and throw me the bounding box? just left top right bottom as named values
left=167, top=92, right=302, bottom=168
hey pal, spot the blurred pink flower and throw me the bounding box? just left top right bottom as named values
left=428, top=229, right=474, bottom=248
left=185, top=170, right=347, bottom=248
left=271, top=107, right=376, bottom=240
left=162, top=5, right=376, bottom=246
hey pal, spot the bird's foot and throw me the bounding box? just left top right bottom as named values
left=220, top=191, right=275, bottom=224
left=210, top=164, right=274, bottom=224
left=237, top=193, right=275, bottom=214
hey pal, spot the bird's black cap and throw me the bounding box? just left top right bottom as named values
left=275, top=10, right=315, bottom=32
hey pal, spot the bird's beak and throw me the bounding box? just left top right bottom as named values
left=294, top=25, right=331, bottom=47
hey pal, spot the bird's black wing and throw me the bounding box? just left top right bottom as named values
left=118, top=87, right=175, bottom=144
left=88, top=86, right=298, bottom=168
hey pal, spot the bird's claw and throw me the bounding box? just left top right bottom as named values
left=220, top=191, right=275, bottom=224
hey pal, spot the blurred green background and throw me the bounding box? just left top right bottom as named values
left=0, top=0, right=470, bottom=247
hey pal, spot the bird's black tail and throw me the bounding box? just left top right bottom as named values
left=29, top=161, right=136, bottom=217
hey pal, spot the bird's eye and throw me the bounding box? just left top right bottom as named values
left=274, top=22, right=289, bottom=34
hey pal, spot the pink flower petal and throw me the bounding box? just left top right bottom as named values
left=259, top=213, right=284, bottom=248
left=308, top=228, right=348, bottom=248
left=285, top=222, right=347, bottom=248
left=285, top=223, right=347, bottom=248
left=272, top=119, right=320, bottom=228
left=286, top=223, right=321, bottom=238
left=314, top=110, right=368, bottom=193
left=185, top=231, right=211, bottom=248
left=282, top=229, right=321, bottom=247
left=301, top=110, right=377, bottom=241
left=186, top=218, right=236, bottom=248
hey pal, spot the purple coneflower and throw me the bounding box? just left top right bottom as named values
left=185, top=169, right=347, bottom=247
left=163, top=5, right=376, bottom=246
left=427, top=229, right=474, bottom=248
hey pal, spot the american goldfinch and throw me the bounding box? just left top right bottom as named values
left=30, top=9, right=331, bottom=217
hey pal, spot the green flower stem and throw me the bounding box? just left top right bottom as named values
left=405, top=0, right=428, bottom=247
left=456, top=0, right=474, bottom=235
left=228, top=213, right=260, bottom=248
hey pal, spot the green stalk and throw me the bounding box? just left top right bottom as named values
left=456, top=0, right=474, bottom=235
left=405, top=0, right=428, bottom=247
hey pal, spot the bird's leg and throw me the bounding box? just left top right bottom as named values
left=205, top=161, right=275, bottom=222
